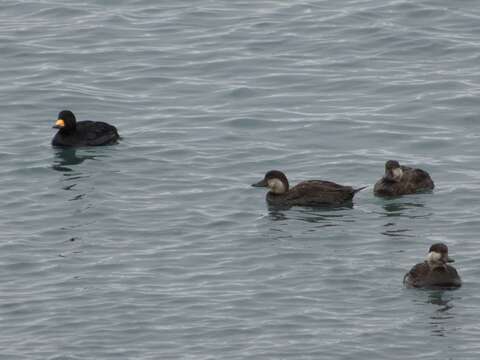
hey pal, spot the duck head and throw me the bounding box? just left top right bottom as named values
left=252, top=170, right=289, bottom=194
left=53, top=110, right=77, bottom=132
left=384, top=160, right=403, bottom=182
left=426, top=243, right=454, bottom=269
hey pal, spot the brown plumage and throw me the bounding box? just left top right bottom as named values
left=252, top=170, right=366, bottom=207
left=403, top=243, right=461, bottom=289
left=374, top=160, right=434, bottom=197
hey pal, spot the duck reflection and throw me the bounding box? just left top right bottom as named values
left=380, top=200, right=430, bottom=238
left=267, top=205, right=352, bottom=227
left=52, top=148, right=98, bottom=173
left=52, top=148, right=98, bottom=199
left=428, top=290, right=455, bottom=308
left=381, top=226, right=413, bottom=238
left=382, top=201, right=425, bottom=217
left=268, top=201, right=353, bottom=213
left=426, top=290, right=458, bottom=337
left=268, top=208, right=289, bottom=222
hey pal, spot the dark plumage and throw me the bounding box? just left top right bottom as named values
left=374, top=160, right=434, bottom=197
left=404, top=243, right=461, bottom=289
left=251, top=170, right=366, bottom=207
left=52, top=110, right=120, bottom=147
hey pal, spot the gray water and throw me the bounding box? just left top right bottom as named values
left=1, top=0, right=480, bottom=359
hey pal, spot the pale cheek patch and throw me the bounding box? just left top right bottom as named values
left=268, top=178, right=286, bottom=194
left=392, top=168, right=403, bottom=180
left=427, top=251, right=442, bottom=263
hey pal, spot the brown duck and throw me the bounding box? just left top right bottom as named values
left=374, top=160, right=434, bottom=197
left=404, top=243, right=461, bottom=289
left=252, top=170, right=366, bottom=207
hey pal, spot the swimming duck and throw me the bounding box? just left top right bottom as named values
left=374, top=160, right=434, bottom=197
left=252, top=170, right=366, bottom=207
left=403, top=243, right=461, bottom=289
left=52, top=110, right=120, bottom=147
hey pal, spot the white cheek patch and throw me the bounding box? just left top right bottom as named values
left=268, top=178, right=286, bottom=194
left=392, top=168, right=403, bottom=180
left=427, top=251, right=442, bottom=263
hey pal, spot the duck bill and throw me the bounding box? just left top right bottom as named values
left=446, top=256, right=455, bottom=263
left=53, top=119, right=65, bottom=129
left=251, top=179, right=267, bottom=187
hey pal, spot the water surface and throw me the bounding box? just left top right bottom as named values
left=1, top=0, right=480, bottom=359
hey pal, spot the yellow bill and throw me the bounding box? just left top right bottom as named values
left=54, top=119, right=65, bottom=128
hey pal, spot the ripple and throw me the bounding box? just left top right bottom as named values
left=2, top=0, right=480, bottom=359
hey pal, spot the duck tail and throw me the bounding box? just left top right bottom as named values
left=353, top=186, right=367, bottom=194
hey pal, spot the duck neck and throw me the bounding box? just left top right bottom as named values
left=428, top=260, right=447, bottom=271
left=59, top=126, right=75, bottom=135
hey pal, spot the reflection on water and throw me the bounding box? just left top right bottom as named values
left=412, top=290, right=460, bottom=338
left=51, top=148, right=100, bottom=202
left=267, top=206, right=353, bottom=227
left=268, top=208, right=288, bottom=222
left=258, top=206, right=354, bottom=242
left=381, top=226, right=413, bottom=238
left=426, top=290, right=458, bottom=337
left=379, top=200, right=431, bottom=238
left=267, top=202, right=354, bottom=213
left=428, top=290, right=454, bottom=308
left=382, top=201, right=425, bottom=217
left=50, top=148, right=103, bottom=241
left=52, top=148, right=97, bottom=174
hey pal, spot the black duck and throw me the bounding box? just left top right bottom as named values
left=52, top=110, right=120, bottom=147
